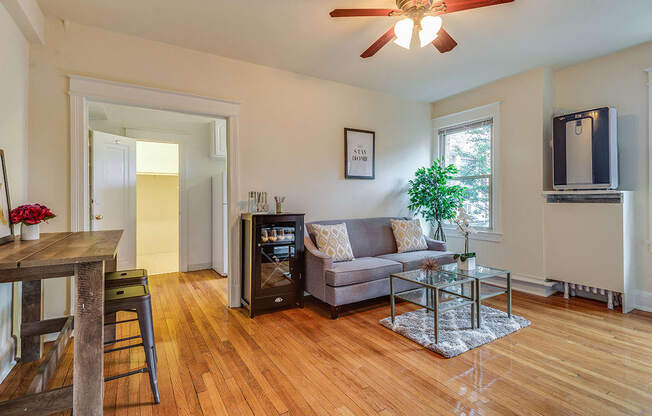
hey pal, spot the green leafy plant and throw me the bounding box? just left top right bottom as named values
left=407, top=159, right=465, bottom=241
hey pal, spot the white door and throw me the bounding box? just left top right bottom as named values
left=91, top=130, right=137, bottom=269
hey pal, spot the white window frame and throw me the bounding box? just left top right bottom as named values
left=432, top=102, right=502, bottom=242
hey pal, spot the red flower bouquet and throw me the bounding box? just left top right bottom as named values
left=10, top=204, right=56, bottom=225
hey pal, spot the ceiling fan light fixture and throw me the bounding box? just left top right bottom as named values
left=418, top=15, right=442, bottom=47
left=393, top=18, right=414, bottom=49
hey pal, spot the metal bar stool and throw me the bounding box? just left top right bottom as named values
left=104, top=284, right=160, bottom=404
left=104, top=269, right=150, bottom=343
left=105, top=268, right=149, bottom=288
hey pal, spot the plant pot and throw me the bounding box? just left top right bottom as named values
left=457, top=256, right=475, bottom=271
left=21, top=223, right=40, bottom=241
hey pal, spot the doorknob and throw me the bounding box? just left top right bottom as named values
left=95, top=214, right=104, bottom=220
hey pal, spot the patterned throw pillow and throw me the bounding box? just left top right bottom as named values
left=390, top=219, right=428, bottom=253
left=311, top=223, right=355, bottom=262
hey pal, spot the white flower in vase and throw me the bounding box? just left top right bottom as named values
left=453, top=206, right=476, bottom=269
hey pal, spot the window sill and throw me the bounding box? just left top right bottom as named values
left=443, top=228, right=503, bottom=243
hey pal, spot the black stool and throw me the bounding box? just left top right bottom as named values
left=105, top=268, right=149, bottom=288
left=104, top=284, right=160, bottom=404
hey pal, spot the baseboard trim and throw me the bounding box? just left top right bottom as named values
left=187, top=263, right=213, bottom=272
left=484, top=273, right=558, bottom=297
left=634, top=290, right=652, bottom=313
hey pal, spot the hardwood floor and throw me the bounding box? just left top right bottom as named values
left=1, top=269, right=651, bottom=415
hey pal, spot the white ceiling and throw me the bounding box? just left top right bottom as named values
left=39, top=0, right=652, bottom=102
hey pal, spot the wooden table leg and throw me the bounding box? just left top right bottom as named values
left=21, top=280, right=43, bottom=362
left=74, top=261, right=104, bottom=415
left=104, top=255, right=117, bottom=343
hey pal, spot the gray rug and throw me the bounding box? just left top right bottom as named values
left=379, top=305, right=530, bottom=358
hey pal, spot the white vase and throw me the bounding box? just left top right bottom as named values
left=21, top=223, right=40, bottom=241
left=457, top=256, right=475, bottom=271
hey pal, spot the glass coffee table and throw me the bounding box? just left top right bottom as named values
left=440, top=264, right=512, bottom=328
left=389, top=269, right=477, bottom=344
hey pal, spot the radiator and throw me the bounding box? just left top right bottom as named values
left=543, top=191, right=635, bottom=312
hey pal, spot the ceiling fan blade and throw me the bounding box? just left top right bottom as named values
left=432, top=28, right=458, bottom=53
left=435, top=0, right=514, bottom=14
left=361, top=27, right=396, bottom=58
left=330, top=9, right=402, bottom=17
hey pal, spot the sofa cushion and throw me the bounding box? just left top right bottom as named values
left=325, top=257, right=402, bottom=287
left=390, top=219, right=428, bottom=253
left=311, top=223, right=355, bottom=262
left=376, top=250, right=455, bottom=272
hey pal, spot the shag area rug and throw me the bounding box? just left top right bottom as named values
left=379, top=305, right=530, bottom=358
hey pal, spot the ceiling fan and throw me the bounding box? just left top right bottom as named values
left=330, top=0, right=514, bottom=58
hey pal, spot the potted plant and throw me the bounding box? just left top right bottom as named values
left=10, top=204, right=56, bottom=241
left=453, top=207, right=476, bottom=270
left=407, top=159, right=465, bottom=241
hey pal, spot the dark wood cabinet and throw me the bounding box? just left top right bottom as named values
left=241, top=213, right=305, bottom=317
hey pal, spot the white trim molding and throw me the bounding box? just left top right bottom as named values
left=483, top=273, right=558, bottom=297
left=646, top=68, right=652, bottom=253
left=68, top=75, right=243, bottom=308
left=445, top=229, right=503, bottom=243
left=2, top=0, right=45, bottom=44
left=432, top=102, right=502, bottom=238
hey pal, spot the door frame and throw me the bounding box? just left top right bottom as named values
left=69, top=75, right=242, bottom=308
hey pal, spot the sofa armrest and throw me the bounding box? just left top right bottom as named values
left=424, top=236, right=447, bottom=252
left=304, top=232, right=333, bottom=302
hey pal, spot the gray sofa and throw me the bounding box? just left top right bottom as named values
left=304, top=217, right=455, bottom=318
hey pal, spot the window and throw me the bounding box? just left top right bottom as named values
left=439, top=119, right=493, bottom=229
left=433, top=102, right=501, bottom=240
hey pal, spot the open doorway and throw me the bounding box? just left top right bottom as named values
left=136, top=141, right=179, bottom=274
left=88, top=101, right=228, bottom=277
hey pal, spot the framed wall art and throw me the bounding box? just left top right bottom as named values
left=344, top=128, right=375, bottom=180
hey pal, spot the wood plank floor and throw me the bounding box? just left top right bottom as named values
left=1, top=269, right=651, bottom=415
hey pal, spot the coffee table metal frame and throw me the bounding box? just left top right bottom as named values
left=440, top=264, right=512, bottom=328
left=389, top=269, right=477, bottom=344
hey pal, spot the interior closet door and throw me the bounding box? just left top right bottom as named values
left=90, top=130, right=137, bottom=269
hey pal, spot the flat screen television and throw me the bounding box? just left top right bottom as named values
left=552, top=107, right=618, bottom=190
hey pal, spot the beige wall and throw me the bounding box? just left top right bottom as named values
left=432, top=41, right=652, bottom=304
left=555, top=41, right=652, bottom=294
left=0, top=2, right=29, bottom=381
left=431, top=68, right=552, bottom=281
left=28, top=18, right=431, bottom=317
left=137, top=174, right=179, bottom=275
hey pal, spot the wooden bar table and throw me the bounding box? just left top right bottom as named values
left=0, top=230, right=122, bottom=416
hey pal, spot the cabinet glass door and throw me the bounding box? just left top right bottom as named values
left=258, top=224, right=297, bottom=290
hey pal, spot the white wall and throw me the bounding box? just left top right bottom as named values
left=555, top=41, right=652, bottom=301
left=431, top=68, right=551, bottom=284
left=0, top=2, right=29, bottom=381
left=29, top=18, right=431, bottom=317
left=136, top=141, right=179, bottom=175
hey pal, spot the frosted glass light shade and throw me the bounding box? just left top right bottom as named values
left=419, top=15, right=442, bottom=47
left=393, top=18, right=414, bottom=49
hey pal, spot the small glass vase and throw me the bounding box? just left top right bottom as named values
left=457, top=256, right=476, bottom=271
left=21, top=223, right=40, bottom=241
